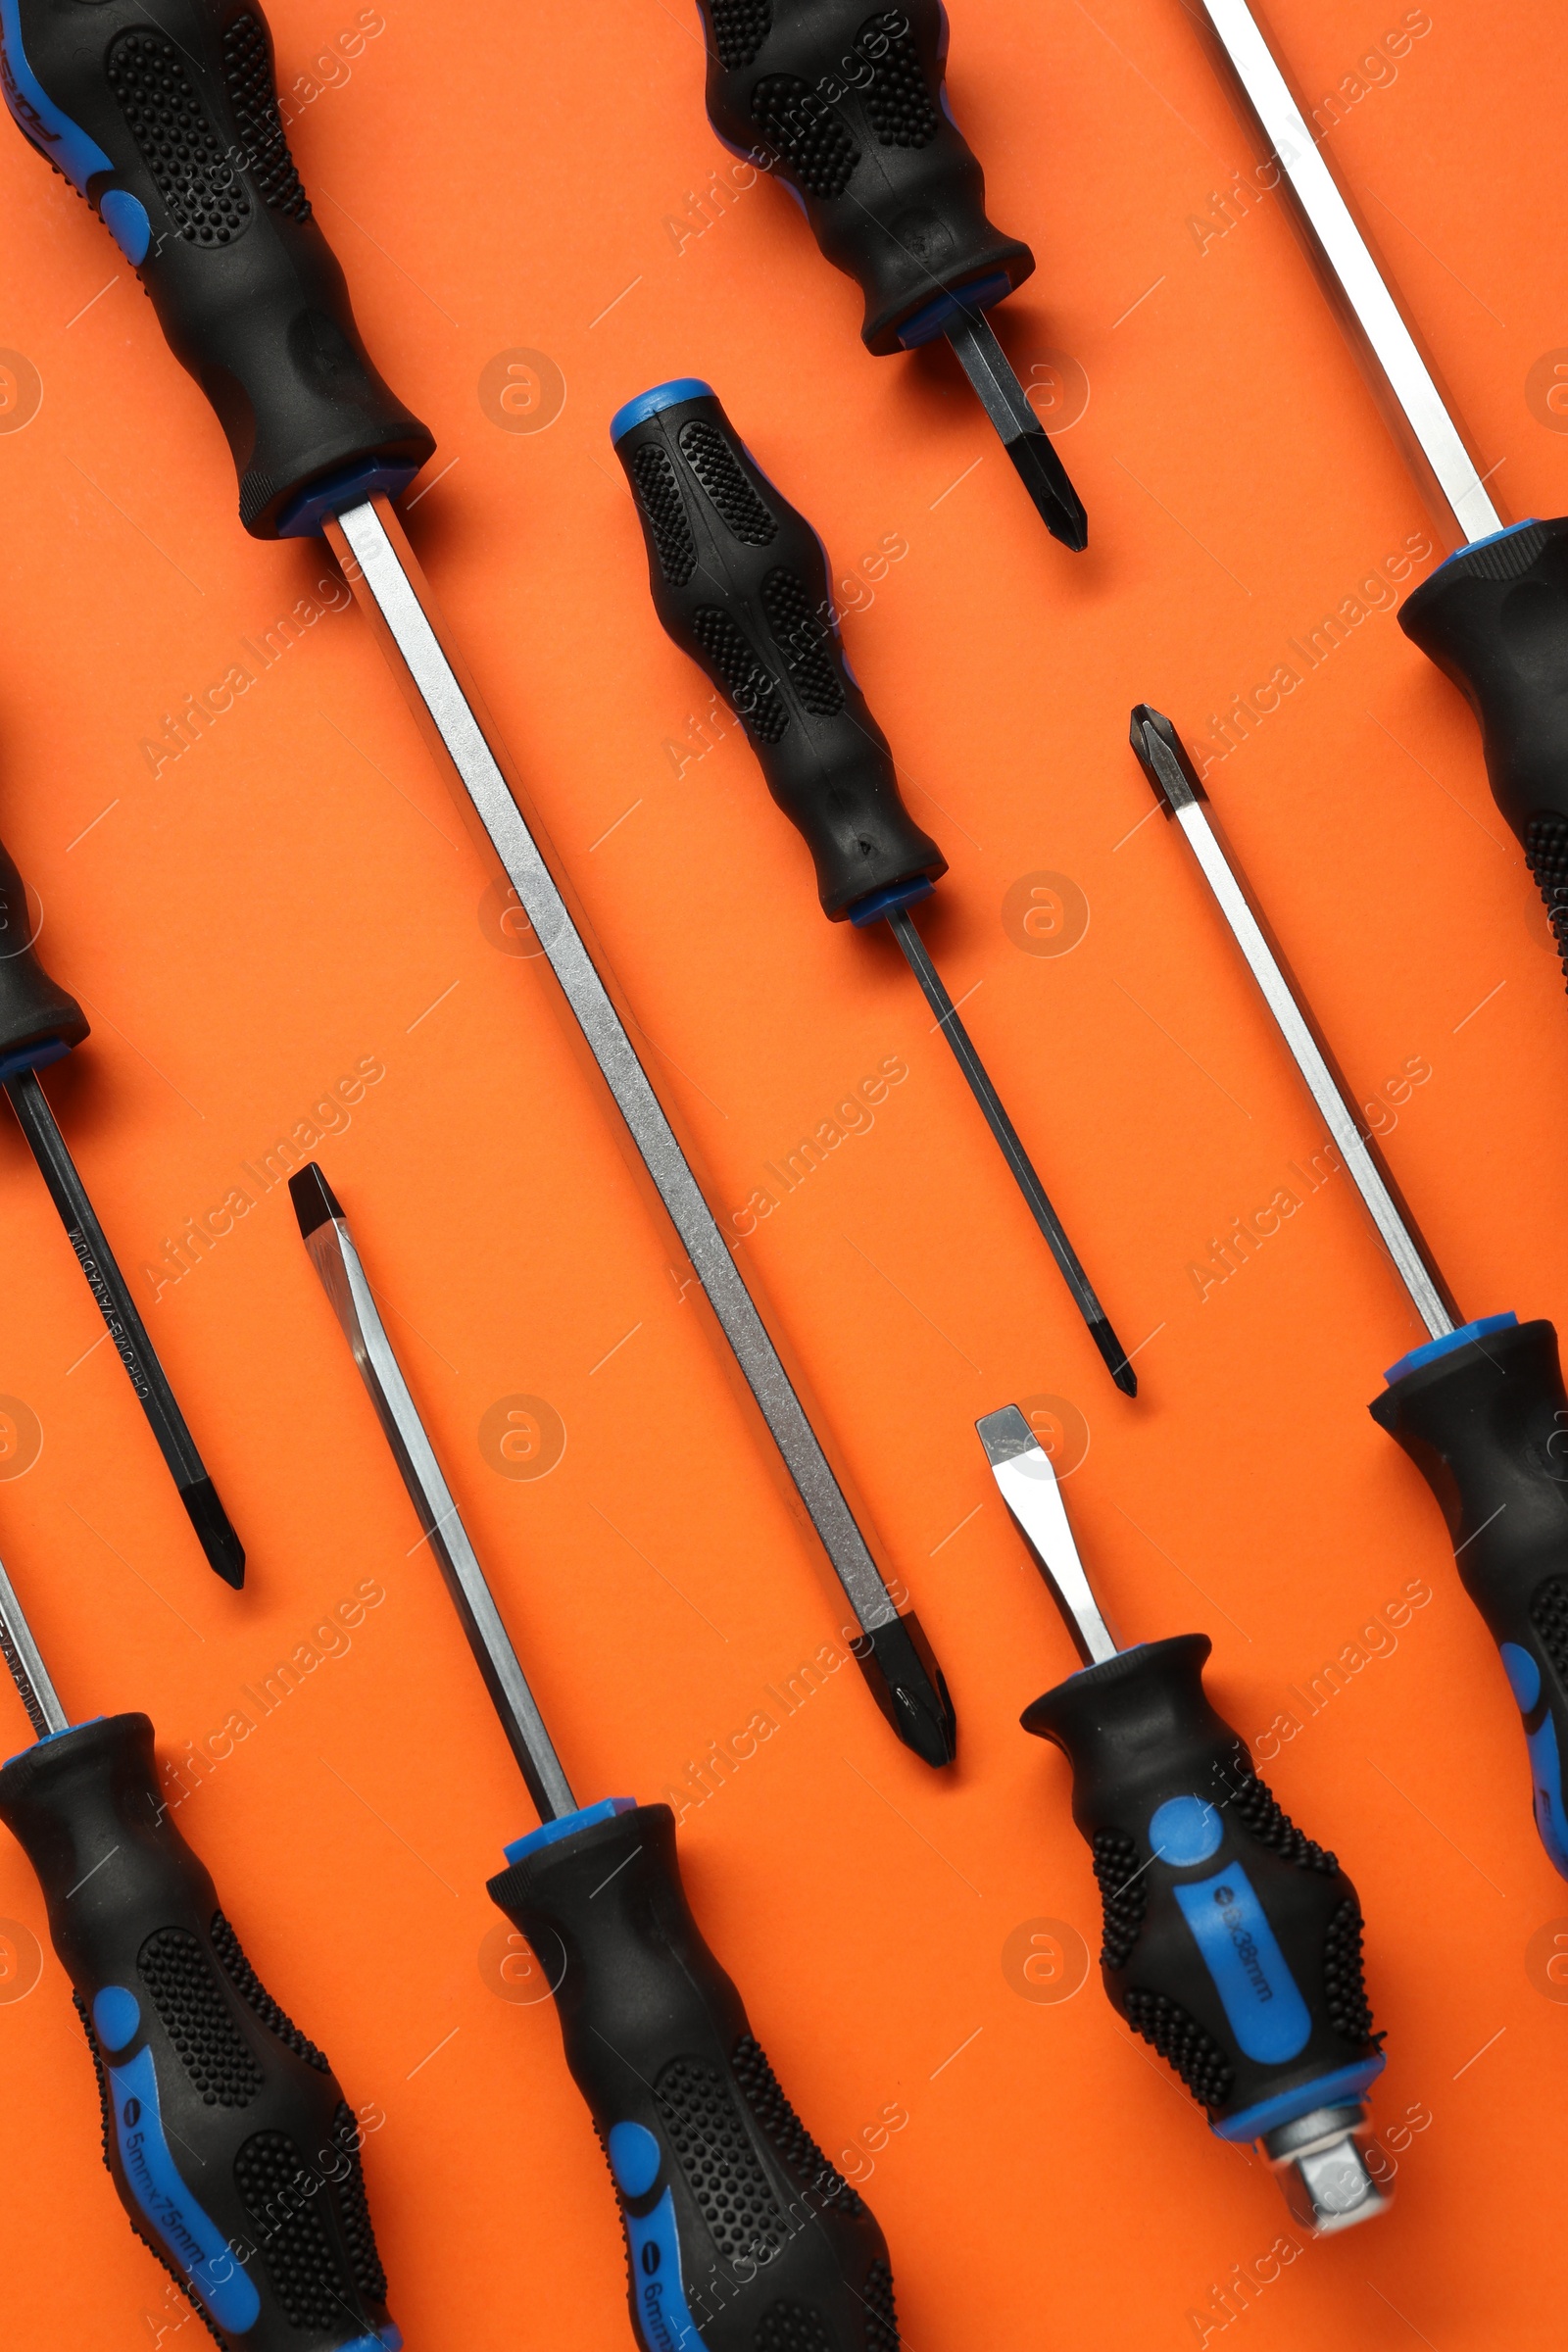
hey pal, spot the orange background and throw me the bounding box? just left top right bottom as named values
left=0, top=0, right=1563, bottom=2343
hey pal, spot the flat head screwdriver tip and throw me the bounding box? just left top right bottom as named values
left=288, top=1161, right=347, bottom=1237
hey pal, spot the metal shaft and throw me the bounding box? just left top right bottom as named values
left=885, top=906, right=1136, bottom=1396
left=975, top=1405, right=1117, bottom=1664
left=4, top=1072, right=244, bottom=1588
left=1195, top=0, right=1500, bottom=547
left=322, top=502, right=916, bottom=1657
left=291, top=1165, right=575, bottom=1825
left=1130, top=708, right=1457, bottom=1343
left=942, top=307, right=1090, bottom=553
left=0, top=1553, right=67, bottom=1740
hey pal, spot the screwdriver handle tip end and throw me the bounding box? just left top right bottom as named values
left=1, top=0, right=432, bottom=538
left=0, top=1714, right=394, bottom=2350
left=489, top=1800, right=900, bottom=2347
left=1025, top=1636, right=1390, bottom=2230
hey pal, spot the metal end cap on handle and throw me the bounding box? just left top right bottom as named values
left=1263, top=2104, right=1392, bottom=2233
left=854, top=1612, right=956, bottom=1768
left=610, top=379, right=717, bottom=444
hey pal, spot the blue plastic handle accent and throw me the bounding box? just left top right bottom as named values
left=1427, top=518, right=1543, bottom=582
left=1385, top=1311, right=1518, bottom=1386
left=100, top=189, right=151, bottom=267
left=848, top=877, right=936, bottom=928
left=504, top=1796, right=637, bottom=1867
left=4, top=1715, right=106, bottom=1770
left=607, top=2121, right=704, bottom=2352
left=1500, top=1642, right=1568, bottom=1876
left=609, top=2120, right=663, bottom=2198
left=92, top=1984, right=141, bottom=2055
left=611, top=379, right=716, bottom=445
left=106, top=2044, right=262, bottom=2333
left=1149, top=1794, right=1223, bottom=1868
left=896, top=269, right=1013, bottom=349
left=0, top=1039, right=72, bottom=1087
left=0, top=0, right=114, bottom=194
left=1214, top=2053, right=1387, bottom=2144
left=1172, top=1863, right=1313, bottom=2066
left=274, top=456, right=425, bottom=540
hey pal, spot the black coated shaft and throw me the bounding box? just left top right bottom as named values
left=943, top=308, right=1089, bottom=553
left=5, top=1073, right=243, bottom=1588
left=885, top=909, right=1135, bottom=1394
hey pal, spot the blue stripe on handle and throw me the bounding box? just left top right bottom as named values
left=1500, top=1642, right=1568, bottom=1878
left=1384, top=1312, right=1517, bottom=1386
left=608, top=2122, right=704, bottom=2350
left=1172, top=1863, right=1312, bottom=2066
left=611, top=380, right=715, bottom=444
left=504, top=1796, right=637, bottom=1866
left=0, top=0, right=114, bottom=193
left=1427, top=518, right=1544, bottom=581
left=107, top=2045, right=261, bottom=2333
left=1214, top=2054, right=1387, bottom=2143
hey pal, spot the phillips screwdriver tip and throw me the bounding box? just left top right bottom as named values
left=1004, top=427, right=1090, bottom=554
left=179, top=1479, right=245, bottom=1590
left=942, top=306, right=1089, bottom=552
left=854, top=1611, right=957, bottom=1768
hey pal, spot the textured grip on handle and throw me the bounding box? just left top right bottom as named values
left=615, top=381, right=945, bottom=918
left=696, top=0, right=1032, bottom=350
left=2, top=0, right=433, bottom=536
left=0, top=1715, right=394, bottom=2352
left=0, top=833, right=88, bottom=1064
left=1371, top=1315, right=1568, bottom=1879
left=1399, top=518, right=1568, bottom=968
left=1024, top=1637, right=1384, bottom=2138
left=488, top=1802, right=898, bottom=2351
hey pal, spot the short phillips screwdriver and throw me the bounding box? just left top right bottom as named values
left=1194, top=0, right=1568, bottom=985
left=1132, top=704, right=1568, bottom=1884
left=976, top=1406, right=1390, bottom=2233
left=0, top=1551, right=395, bottom=2347
left=692, top=0, right=1088, bottom=550
left=0, top=0, right=951, bottom=1764
left=0, top=828, right=242, bottom=1585
left=291, top=1162, right=901, bottom=2352
left=616, top=379, right=1135, bottom=1394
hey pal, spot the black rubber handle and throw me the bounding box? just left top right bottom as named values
left=1398, top=518, right=1568, bottom=971
left=0, top=1714, right=394, bottom=2351
left=488, top=1802, right=898, bottom=2351
left=0, top=833, right=88, bottom=1066
left=1, top=0, right=433, bottom=537
left=1023, top=1637, right=1383, bottom=2138
left=696, top=0, right=1032, bottom=351
left=1370, top=1315, right=1568, bottom=1880
left=615, top=382, right=945, bottom=918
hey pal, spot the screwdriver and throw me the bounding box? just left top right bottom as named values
left=1192, top=0, right=1568, bottom=981
left=975, top=1404, right=1390, bottom=2232
left=1132, top=704, right=1568, bottom=1882
left=616, top=378, right=1134, bottom=1395
left=0, top=0, right=953, bottom=1768
left=0, top=829, right=241, bottom=1585
left=692, top=0, right=1088, bottom=550
left=291, top=1161, right=900, bottom=2352
left=0, top=1551, right=394, bottom=2348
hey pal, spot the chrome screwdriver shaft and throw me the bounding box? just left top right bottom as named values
left=0, top=1552, right=66, bottom=1740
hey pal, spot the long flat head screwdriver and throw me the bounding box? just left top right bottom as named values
left=976, top=1406, right=1391, bottom=2231
left=1132, top=705, right=1568, bottom=1884
left=291, top=1163, right=901, bottom=2352
left=692, top=0, right=1088, bottom=550
left=615, top=379, right=1134, bottom=1395
left=0, top=0, right=952, bottom=1768
left=0, top=1551, right=394, bottom=2348
left=1192, top=0, right=1568, bottom=980
left=0, top=830, right=242, bottom=1584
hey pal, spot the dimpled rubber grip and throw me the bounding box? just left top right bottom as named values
left=1, top=0, right=433, bottom=536
left=1370, top=1317, right=1568, bottom=1879
left=0, top=832, right=89, bottom=1063
left=696, top=0, right=1032, bottom=350
left=0, top=1715, right=393, bottom=2351
left=487, top=1803, right=898, bottom=2351
left=616, top=384, right=945, bottom=917
left=1399, top=519, right=1568, bottom=960
left=1023, top=1637, right=1383, bottom=2138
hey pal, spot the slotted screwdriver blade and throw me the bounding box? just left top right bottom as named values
left=0, top=1552, right=66, bottom=1740
left=943, top=308, right=1089, bottom=552
left=4, top=1072, right=244, bottom=1588
left=886, top=908, right=1135, bottom=1396
left=976, top=1405, right=1118, bottom=1665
